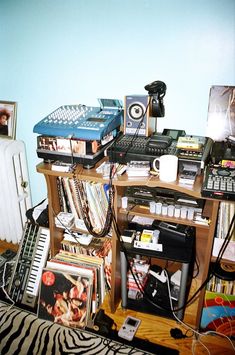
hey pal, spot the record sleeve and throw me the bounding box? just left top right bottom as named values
left=38, top=268, right=93, bottom=329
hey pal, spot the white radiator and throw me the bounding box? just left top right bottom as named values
left=0, top=138, right=32, bottom=244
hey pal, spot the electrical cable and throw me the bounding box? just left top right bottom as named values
left=112, top=205, right=235, bottom=314
left=71, top=164, right=115, bottom=238
left=52, top=179, right=235, bottom=332
left=69, top=135, right=75, bottom=165
left=164, top=269, right=235, bottom=354
left=178, top=213, right=235, bottom=308
left=0, top=261, right=15, bottom=308
left=193, top=255, right=200, bottom=279
left=111, top=208, right=179, bottom=313
left=52, top=206, right=112, bottom=246
left=52, top=140, right=235, bottom=318
left=214, top=213, right=235, bottom=264
left=112, top=203, right=199, bottom=313
left=55, top=166, right=234, bottom=315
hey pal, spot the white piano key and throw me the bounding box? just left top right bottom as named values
left=25, top=227, right=50, bottom=297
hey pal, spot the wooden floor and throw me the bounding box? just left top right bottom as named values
left=102, top=296, right=235, bottom=354
left=1, top=241, right=234, bottom=355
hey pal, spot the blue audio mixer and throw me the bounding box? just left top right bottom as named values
left=33, top=99, right=123, bottom=141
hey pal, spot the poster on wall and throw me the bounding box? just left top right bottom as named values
left=0, top=100, right=17, bottom=139
left=201, top=291, right=235, bottom=337
left=206, top=86, right=235, bottom=142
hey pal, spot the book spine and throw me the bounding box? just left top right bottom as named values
left=206, top=274, right=235, bottom=295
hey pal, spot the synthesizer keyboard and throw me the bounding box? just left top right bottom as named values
left=201, top=166, right=235, bottom=200
left=33, top=100, right=123, bottom=141
left=8, top=222, right=50, bottom=310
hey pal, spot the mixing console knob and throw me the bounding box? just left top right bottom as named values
left=14, top=279, right=21, bottom=287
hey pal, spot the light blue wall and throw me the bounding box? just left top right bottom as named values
left=0, top=0, right=234, bottom=205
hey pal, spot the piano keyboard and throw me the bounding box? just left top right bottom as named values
left=8, top=222, right=50, bottom=310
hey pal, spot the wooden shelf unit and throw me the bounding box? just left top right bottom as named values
left=37, top=159, right=220, bottom=328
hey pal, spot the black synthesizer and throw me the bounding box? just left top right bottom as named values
left=107, top=133, right=212, bottom=172
left=8, top=222, right=50, bottom=310
left=107, top=134, right=177, bottom=164
left=201, top=166, right=235, bottom=201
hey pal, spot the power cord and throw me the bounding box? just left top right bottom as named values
left=164, top=269, right=235, bottom=354
left=72, top=164, right=115, bottom=238
left=112, top=209, right=197, bottom=314
left=170, top=327, right=188, bottom=339
left=112, top=208, right=235, bottom=318
left=111, top=209, right=176, bottom=313
left=168, top=213, right=235, bottom=311
left=0, top=260, right=16, bottom=315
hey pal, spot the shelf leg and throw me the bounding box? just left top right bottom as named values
left=120, top=250, right=128, bottom=308
left=176, top=262, right=189, bottom=320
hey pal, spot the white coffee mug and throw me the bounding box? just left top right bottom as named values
left=153, top=155, right=178, bottom=182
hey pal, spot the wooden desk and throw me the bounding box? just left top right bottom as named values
left=37, top=160, right=220, bottom=329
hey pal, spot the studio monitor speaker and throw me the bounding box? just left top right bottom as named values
left=124, top=95, right=153, bottom=136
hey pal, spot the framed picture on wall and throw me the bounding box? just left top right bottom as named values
left=0, top=100, right=17, bottom=139
left=206, top=86, right=235, bottom=141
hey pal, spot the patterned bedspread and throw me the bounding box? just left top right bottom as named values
left=0, top=301, right=153, bottom=355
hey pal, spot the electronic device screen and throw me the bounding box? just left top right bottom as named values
left=126, top=318, right=139, bottom=327
left=162, top=128, right=186, bottom=140
left=98, top=98, right=122, bottom=109
left=87, top=117, right=106, bottom=122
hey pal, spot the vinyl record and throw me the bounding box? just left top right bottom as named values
left=212, top=262, right=235, bottom=281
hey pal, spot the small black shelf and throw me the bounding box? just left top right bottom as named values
left=121, top=233, right=195, bottom=264
left=120, top=231, right=195, bottom=320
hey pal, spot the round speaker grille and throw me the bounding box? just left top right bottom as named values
left=128, top=102, right=145, bottom=120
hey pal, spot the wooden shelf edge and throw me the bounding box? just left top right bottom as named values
left=211, top=256, right=235, bottom=266
left=119, top=207, right=210, bottom=229
left=36, top=162, right=204, bottom=199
